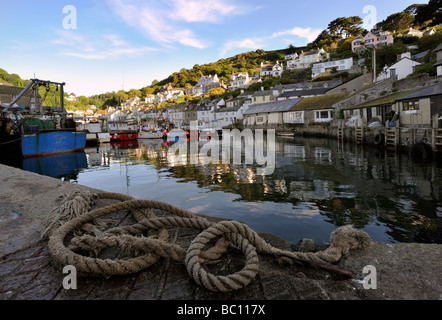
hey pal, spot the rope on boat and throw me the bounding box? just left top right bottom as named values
left=43, top=190, right=372, bottom=292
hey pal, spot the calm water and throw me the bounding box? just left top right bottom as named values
left=3, top=136, right=442, bottom=245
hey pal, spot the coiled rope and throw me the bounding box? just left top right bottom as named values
left=43, top=190, right=372, bottom=292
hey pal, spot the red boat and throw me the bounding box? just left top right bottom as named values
left=110, top=130, right=138, bottom=141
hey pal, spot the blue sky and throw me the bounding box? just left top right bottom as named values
left=0, top=0, right=429, bottom=96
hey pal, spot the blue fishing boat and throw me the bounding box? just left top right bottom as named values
left=0, top=79, right=86, bottom=158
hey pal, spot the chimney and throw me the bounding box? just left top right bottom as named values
left=400, top=52, right=411, bottom=60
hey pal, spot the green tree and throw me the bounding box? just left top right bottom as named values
left=415, top=0, right=442, bottom=27
left=377, top=11, right=415, bottom=33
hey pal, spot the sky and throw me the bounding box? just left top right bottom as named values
left=0, top=0, right=430, bottom=97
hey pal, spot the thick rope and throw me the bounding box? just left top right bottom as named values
left=44, top=190, right=371, bottom=292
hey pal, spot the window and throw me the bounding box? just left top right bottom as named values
left=315, top=110, right=332, bottom=122
left=403, top=100, right=419, bottom=111
left=257, top=116, right=264, bottom=122
left=366, top=38, right=374, bottom=43
left=389, top=69, right=396, bottom=77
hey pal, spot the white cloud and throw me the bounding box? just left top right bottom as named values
left=169, top=0, right=238, bottom=22
left=107, top=0, right=210, bottom=49
left=270, top=27, right=322, bottom=43
left=52, top=30, right=158, bottom=60
left=220, top=37, right=266, bottom=57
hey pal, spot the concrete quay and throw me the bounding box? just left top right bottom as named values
left=0, top=163, right=441, bottom=302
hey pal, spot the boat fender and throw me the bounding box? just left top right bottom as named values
left=374, top=132, right=384, bottom=145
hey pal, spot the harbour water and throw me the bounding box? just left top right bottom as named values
left=2, top=135, right=441, bottom=245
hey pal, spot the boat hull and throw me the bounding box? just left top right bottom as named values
left=0, top=130, right=87, bottom=158
left=110, top=131, right=138, bottom=141
left=22, top=130, right=87, bottom=158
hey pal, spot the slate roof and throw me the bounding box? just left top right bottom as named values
left=243, top=98, right=303, bottom=115
left=396, top=82, right=442, bottom=101
left=433, top=43, right=442, bottom=52
left=344, top=89, right=422, bottom=110
left=278, top=87, right=329, bottom=98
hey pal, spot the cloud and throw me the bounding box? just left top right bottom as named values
left=169, top=0, right=238, bottom=22
left=220, top=26, right=322, bottom=57
left=107, top=0, right=210, bottom=49
left=52, top=30, right=158, bottom=60
left=220, top=38, right=266, bottom=57
left=270, top=27, right=322, bottom=43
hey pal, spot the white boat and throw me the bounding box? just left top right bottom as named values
left=139, top=129, right=164, bottom=139
left=77, top=122, right=110, bottom=144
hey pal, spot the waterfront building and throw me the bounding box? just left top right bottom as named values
left=243, top=99, right=303, bottom=126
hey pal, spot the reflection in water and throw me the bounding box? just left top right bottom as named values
left=3, top=135, right=441, bottom=245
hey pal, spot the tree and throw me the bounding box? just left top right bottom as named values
left=205, top=87, right=225, bottom=99
left=415, top=0, right=442, bottom=27
left=327, top=16, right=364, bottom=39
left=377, top=11, right=415, bottom=33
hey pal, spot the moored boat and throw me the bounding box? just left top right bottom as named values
left=138, top=126, right=164, bottom=139
left=0, top=79, right=87, bottom=158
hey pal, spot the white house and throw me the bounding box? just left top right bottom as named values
left=376, top=52, right=422, bottom=82
left=215, top=103, right=250, bottom=128
left=197, top=74, right=219, bottom=86
left=167, top=104, right=187, bottom=129
left=229, top=72, right=251, bottom=90
left=286, top=48, right=325, bottom=70
left=260, top=61, right=283, bottom=77
left=311, top=57, right=353, bottom=78
left=243, top=99, right=303, bottom=126
left=197, top=103, right=216, bottom=128
left=284, top=53, right=298, bottom=60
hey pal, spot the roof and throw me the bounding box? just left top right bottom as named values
left=243, top=98, right=303, bottom=115
left=252, top=90, right=274, bottom=97
left=301, top=50, right=320, bottom=56
left=273, top=80, right=342, bottom=91
left=292, top=93, right=347, bottom=111
left=279, top=87, right=329, bottom=98
left=344, top=89, right=422, bottom=110
left=216, top=106, right=241, bottom=113
left=396, top=83, right=442, bottom=101
left=412, top=50, right=429, bottom=60
left=433, top=43, right=442, bottom=52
